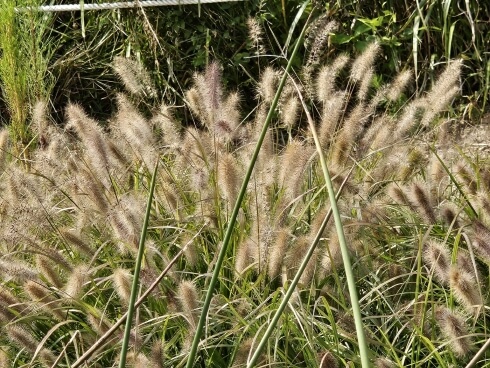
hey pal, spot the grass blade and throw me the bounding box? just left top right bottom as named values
left=184, top=3, right=312, bottom=367
left=118, top=161, right=159, bottom=368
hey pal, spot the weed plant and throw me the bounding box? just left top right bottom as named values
left=0, top=11, right=489, bottom=368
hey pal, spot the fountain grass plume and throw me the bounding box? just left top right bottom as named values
left=185, top=4, right=313, bottom=367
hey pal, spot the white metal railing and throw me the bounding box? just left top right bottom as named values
left=16, top=0, right=244, bottom=12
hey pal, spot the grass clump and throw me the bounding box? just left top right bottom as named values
left=1, top=11, right=490, bottom=368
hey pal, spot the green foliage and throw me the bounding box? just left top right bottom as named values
left=0, top=0, right=55, bottom=154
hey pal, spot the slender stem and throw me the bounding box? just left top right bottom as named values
left=298, top=79, right=370, bottom=367
left=184, top=3, right=312, bottom=367
left=71, top=227, right=202, bottom=368
left=246, top=166, right=352, bottom=368
left=118, top=162, right=158, bottom=368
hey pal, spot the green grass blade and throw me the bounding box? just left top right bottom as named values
left=118, top=161, right=159, bottom=368
left=184, top=3, right=312, bottom=367
left=299, top=81, right=370, bottom=367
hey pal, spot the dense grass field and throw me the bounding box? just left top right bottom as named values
left=0, top=1, right=490, bottom=367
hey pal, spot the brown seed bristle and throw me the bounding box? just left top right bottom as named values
left=150, top=340, right=165, bottom=368
left=305, top=16, right=338, bottom=67
left=177, top=280, right=200, bottom=329
left=247, top=17, right=265, bottom=55
left=422, top=240, right=451, bottom=285
left=36, top=255, right=63, bottom=289
left=113, top=56, right=156, bottom=97
left=0, top=259, right=38, bottom=282
left=357, top=66, right=373, bottom=101
left=218, top=153, right=240, bottom=209
left=374, top=357, right=396, bottom=368
left=279, top=140, right=312, bottom=203
left=472, top=220, right=490, bottom=263
left=319, top=350, right=338, bottom=368
left=350, top=42, right=380, bottom=82
left=408, top=182, right=436, bottom=224
left=435, top=306, right=472, bottom=357
left=113, top=268, right=132, bottom=305
left=235, top=239, right=257, bottom=276
left=6, top=325, right=38, bottom=353
left=449, top=266, right=482, bottom=314
left=439, top=203, right=460, bottom=228
left=65, top=265, right=90, bottom=299
left=316, top=54, right=350, bottom=102
left=268, top=228, right=290, bottom=280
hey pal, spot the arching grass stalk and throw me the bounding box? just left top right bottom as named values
left=71, top=224, right=203, bottom=368
left=246, top=167, right=352, bottom=368
left=184, top=3, right=312, bottom=367
left=118, top=161, right=159, bottom=368
left=247, top=79, right=370, bottom=367
left=300, top=81, right=370, bottom=367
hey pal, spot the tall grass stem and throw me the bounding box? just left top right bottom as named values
left=118, top=162, right=159, bottom=368
left=184, top=3, right=312, bottom=367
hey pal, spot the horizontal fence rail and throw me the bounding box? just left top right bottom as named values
left=16, top=0, right=244, bottom=12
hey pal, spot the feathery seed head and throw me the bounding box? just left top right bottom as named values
left=113, top=56, right=156, bottom=97
left=65, top=265, right=90, bottom=299
left=0, top=259, right=38, bottom=282
left=386, top=69, right=413, bottom=101
left=87, top=312, right=112, bottom=336
left=471, top=220, right=490, bottom=263
left=257, top=67, right=280, bottom=103
left=408, top=182, right=436, bottom=224
left=319, top=350, right=338, bottom=368
left=435, top=306, right=472, bottom=357
left=235, top=239, right=257, bottom=276
left=374, top=358, right=396, bottom=368
left=350, top=42, right=380, bottom=82
left=321, top=231, right=342, bottom=276
left=177, top=280, right=199, bottom=329
left=319, top=91, right=346, bottom=149
left=36, top=255, right=63, bottom=288
left=305, top=16, right=338, bottom=67
left=439, top=203, right=461, bottom=228
left=152, top=103, right=182, bottom=149
left=150, top=340, right=165, bottom=368
left=316, top=54, right=349, bottom=102
left=32, top=99, right=50, bottom=148
left=279, top=140, right=312, bottom=202
left=268, top=228, right=290, bottom=280
left=422, top=240, right=451, bottom=285
left=449, top=266, right=482, bottom=314
left=357, top=66, right=374, bottom=101
left=247, top=17, right=265, bottom=55
left=218, top=153, right=240, bottom=208
left=6, top=325, right=38, bottom=353
left=279, top=95, right=301, bottom=130
left=113, top=268, right=132, bottom=305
